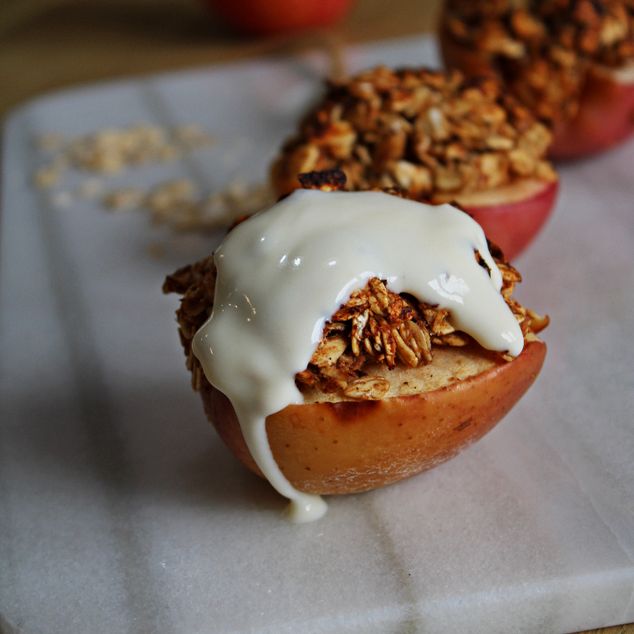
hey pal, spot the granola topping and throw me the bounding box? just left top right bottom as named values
left=271, top=67, right=555, bottom=201
left=444, top=0, right=634, bottom=125
left=165, top=252, right=546, bottom=397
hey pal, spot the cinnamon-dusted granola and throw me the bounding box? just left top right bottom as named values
left=271, top=67, right=555, bottom=202
left=163, top=256, right=217, bottom=392
left=164, top=231, right=548, bottom=398
left=443, top=0, right=634, bottom=125
left=533, top=0, right=634, bottom=65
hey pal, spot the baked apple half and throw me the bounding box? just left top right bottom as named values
left=271, top=66, right=558, bottom=258
left=440, top=0, right=634, bottom=160
left=550, top=62, right=634, bottom=159
left=164, top=202, right=548, bottom=498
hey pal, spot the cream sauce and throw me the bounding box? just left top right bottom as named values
left=192, top=189, right=523, bottom=522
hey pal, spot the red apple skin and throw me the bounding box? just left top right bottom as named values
left=453, top=179, right=559, bottom=260
left=550, top=66, right=634, bottom=160
left=205, top=0, right=355, bottom=36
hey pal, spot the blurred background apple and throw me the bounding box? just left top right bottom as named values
left=205, top=0, right=356, bottom=36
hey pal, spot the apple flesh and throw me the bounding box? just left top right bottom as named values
left=433, top=178, right=559, bottom=260
left=205, top=0, right=355, bottom=36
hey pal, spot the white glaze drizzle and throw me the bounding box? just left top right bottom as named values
left=193, top=190, right=523, bottom=522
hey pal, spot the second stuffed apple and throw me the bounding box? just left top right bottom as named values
left=271, top=66, right=559, bottom=259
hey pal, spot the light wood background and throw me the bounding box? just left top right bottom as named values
left=0, top=0, right=442, bottom=116
left=0, top=3, right=632, bottom=633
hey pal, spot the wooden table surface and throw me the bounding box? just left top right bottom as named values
left=0, top=2, right=631, bottom=633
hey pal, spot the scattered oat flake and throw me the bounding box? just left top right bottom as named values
left=173, top=124, right=215, bottom=148
left=76, top=178, right=104, bottom=199
left=51, top=190, right=74, bottom=209
left=58, top=123, right=213, bottom=174
left=147, top=179, right=196, bottom=210
left=34, top=132, right=66, bottom=152
left=103, top=188, right=145, bottom=211
left=34, top=163, right=63, bottom=189
left=31, top=122, right=269, bottom=235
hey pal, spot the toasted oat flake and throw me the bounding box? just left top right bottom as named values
left=173, top=124, right=216, bottom=148
left=32, top=122, right=215, bottom=185
left=34, top=165, right=62, bottom=189
left=104, top=188, right=145, bottom=212
left=31, top=122, right=264, bottom=235
left=76, top=178, right=105, bottom=199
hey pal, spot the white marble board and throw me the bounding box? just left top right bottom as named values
left=1, top=35, right=633, bottom=634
